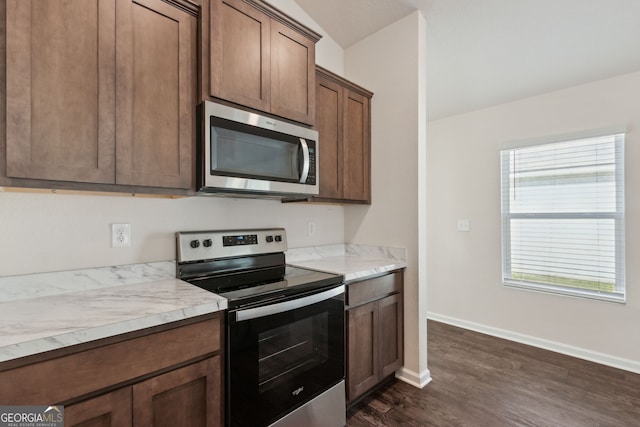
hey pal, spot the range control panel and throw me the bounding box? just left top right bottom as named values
left=222, top=234, right=258, bottom=247
left=176, top=228, right=287, bottom=262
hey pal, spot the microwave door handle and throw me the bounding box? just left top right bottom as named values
left=299, top=138, right=310, bottom=183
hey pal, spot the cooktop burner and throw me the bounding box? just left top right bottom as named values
left=175, top=228, right=343, bottom=309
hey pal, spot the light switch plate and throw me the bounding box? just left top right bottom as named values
left=457, top=219, right=470, bottom=232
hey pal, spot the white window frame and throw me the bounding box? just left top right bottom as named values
left=500, top=132, right=625, bottom=303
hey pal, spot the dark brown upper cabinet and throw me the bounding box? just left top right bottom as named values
left=207, top=0, right=320, bottom=126
left=313, top=66, right=372, bottom=204
left=3, top=0, right=197, bottom=193
left=5, top=0, right=117, bottom=184
left=115, top=0, right=196, bottom=189
left=209, top=0, right=271, bottom=114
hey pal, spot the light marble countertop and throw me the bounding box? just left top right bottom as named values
left=0, top=262, right=226, bottom=364
left=0, top=245, right=403, bottom=364
left=286, top=244, right=407, bottom=282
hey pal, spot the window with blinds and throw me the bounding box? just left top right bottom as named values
left=500, top=133, right=625, bottom=302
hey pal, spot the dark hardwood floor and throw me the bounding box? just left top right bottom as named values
left=347, top=320, right=640, bottom=426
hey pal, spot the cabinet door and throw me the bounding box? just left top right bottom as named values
left=5, top=0, right=116, bottom=183
left=315, top=75, right=344, bottom=199
left=270, top=20, right=316, bottom=125
left=379, top=293, right=404, bottom=378
left=210, top=0, right=271, bottom=112
left=343, top=89, right=371, bottom=203
left=65, top=387, right=132, bottom=427
left=133, top=357, right=222, bottom=427
left=347, top=301, right=379, bottom=402
left=115, top=0, right=196, bottom=189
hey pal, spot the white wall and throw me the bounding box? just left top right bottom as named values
left=427, top=71, right=640, bottom=372
left=0, top=192, right=343, bottom=276
left=0, top=1, right=346, bottom=278
left=344, top=11, right=430, bottom=387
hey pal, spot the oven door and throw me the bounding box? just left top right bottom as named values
left=227, top=285, right=345, bottom=427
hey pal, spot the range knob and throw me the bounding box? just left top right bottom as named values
left=266, top=235, right=274, bottom=243
left=190, top=239, right=200, bottom=249
left=274, top=235, right=282, bottom=242
left=203, top=239, right=213, bottom=248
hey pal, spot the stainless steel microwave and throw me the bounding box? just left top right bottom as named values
left=196, top=101, right=319, bottom=198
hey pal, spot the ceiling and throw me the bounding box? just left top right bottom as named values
left=295, top=0, right=640, bottom=120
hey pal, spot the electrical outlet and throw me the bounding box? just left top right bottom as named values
left=112, top=223, right=131, bottom=247
left=307, top=221, right=316, bottom=236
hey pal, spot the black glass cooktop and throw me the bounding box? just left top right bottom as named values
left=185, top=265, right=343, bottom=310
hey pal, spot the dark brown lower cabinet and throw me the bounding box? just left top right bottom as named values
left=66, top=388, right=133, bottom=427
left=346, top=271, right=404, bottom=403
left=0, top=315, right=223, bottom=427
left=65, top=357, right=220, bottom=427
left=347, top=301, right=379, bottom=399
left=133, top=357, right=220, bottom=427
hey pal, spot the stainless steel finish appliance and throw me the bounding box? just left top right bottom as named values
left=197, top=101, right=319, bottom=198
left=176, top=228, right=345, bottom=427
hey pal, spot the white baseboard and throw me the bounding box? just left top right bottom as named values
left=427, top=312, right=640, bottom=375
left=395, top=366, right=432, bottom=388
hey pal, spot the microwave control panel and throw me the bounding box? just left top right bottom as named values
left=306, top=143, right=317, bottom=185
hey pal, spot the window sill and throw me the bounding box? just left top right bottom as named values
left=503, top=280, right=626, bottom=304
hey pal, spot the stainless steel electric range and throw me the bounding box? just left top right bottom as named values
left=176, top=228, right=346, bottom=427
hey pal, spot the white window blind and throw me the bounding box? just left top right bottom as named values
left=500, top=133, right=625, bottom=302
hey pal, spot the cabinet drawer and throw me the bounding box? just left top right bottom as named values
left=346, top=271, right=402, bottom=307
left=0, top=316, right=221, bottom=405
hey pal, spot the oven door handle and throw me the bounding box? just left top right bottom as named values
left=235, top=285, right=344, bottom=322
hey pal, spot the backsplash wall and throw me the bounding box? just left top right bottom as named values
left=0, top=191, right=344, bottom=277
left=0, top=0, right=349, bottom=278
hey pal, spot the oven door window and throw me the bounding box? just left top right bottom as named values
left=211, top=117, right=303, bottom=183
left=259, top=313, right=328, bottom=394
left=228, top=290, right=344, bottom=427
